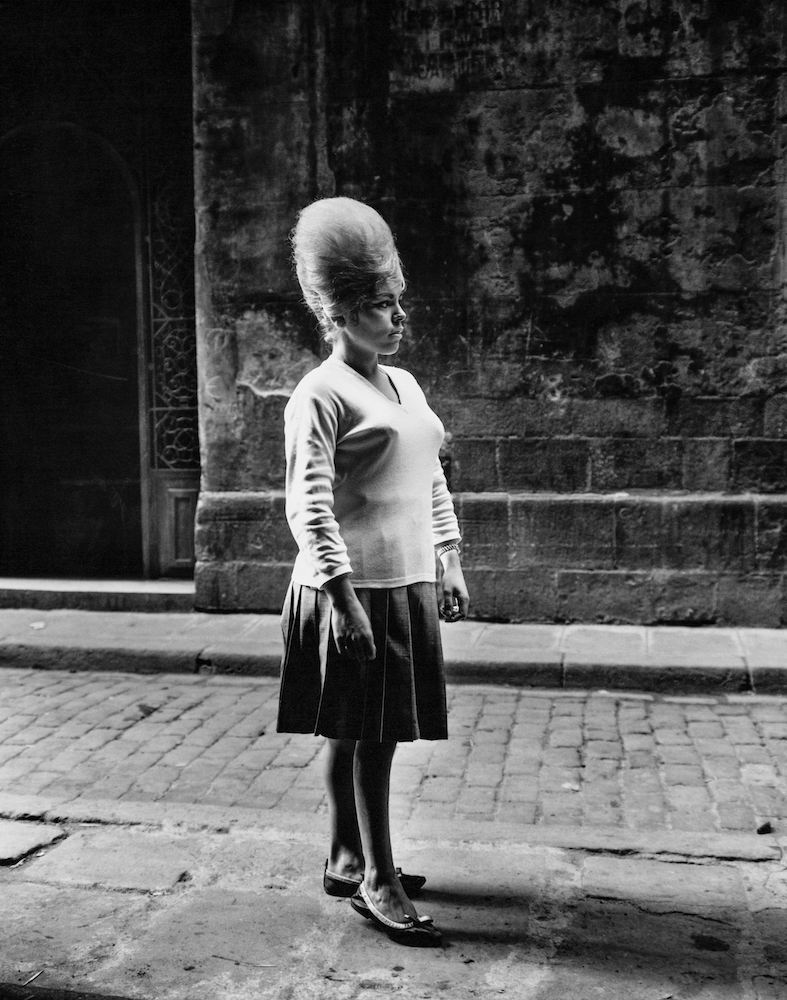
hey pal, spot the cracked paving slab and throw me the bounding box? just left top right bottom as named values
left=1, top=824, right=786, bottom=999
left=21, top=827, right=198, bottom=892
left=0, top=819, right=65, bottom=865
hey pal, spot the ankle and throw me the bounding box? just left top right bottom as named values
left=328, top=846, right=364, bottom=875
left=362, top=865, right=399, bottom=891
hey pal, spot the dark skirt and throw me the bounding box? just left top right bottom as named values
left=276, top=581, right=448, bottom=742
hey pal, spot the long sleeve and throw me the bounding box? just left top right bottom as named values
left=284, top=389, right=352, bottom=589
left=431, top=458, right=461, bottom=544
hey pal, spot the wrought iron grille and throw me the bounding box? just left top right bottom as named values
left=147, top=169, right=199, bottom=471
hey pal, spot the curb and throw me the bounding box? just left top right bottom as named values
left=1, top=640, right=786, bottom=693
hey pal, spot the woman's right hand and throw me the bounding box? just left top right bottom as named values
left=323, top=575, right=377, bottom=662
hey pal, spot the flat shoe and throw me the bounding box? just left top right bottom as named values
left=323, top=860, right=426, bottom=898
left=350, top=885, right=442, bottom=948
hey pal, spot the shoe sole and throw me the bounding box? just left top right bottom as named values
left=349, top=894, right=442, bottom=948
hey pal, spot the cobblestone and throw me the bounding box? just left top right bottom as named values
left=1, top=671, right=787, bottom=834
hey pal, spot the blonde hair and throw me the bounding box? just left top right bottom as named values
left=291, top=197, right=403, bottom=344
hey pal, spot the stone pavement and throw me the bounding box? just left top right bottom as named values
left=1, top=668, right=787, bottom=998
left=1, top=670, right=787, bottom=835
left=3, top=607, right=787, bottom=693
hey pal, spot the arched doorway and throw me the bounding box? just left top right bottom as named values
left=0, top=122, right=144, bottom=577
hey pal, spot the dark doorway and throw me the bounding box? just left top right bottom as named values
left=0, top=123, right=143, bottom=577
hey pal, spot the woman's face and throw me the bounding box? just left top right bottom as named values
left=340, top=278, right=406, bottom=359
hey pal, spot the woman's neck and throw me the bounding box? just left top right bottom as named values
left=332, top=340, right=379, bottom=379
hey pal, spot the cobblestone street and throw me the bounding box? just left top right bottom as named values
left=1, top=669, right=786, bottom=837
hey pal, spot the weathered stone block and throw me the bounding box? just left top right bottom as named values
left=666, top=398, right=764, bottom=438
left=663, top=499, right=756, bottom=572
left=200, top=390, right=287, bottom=492
left=234, top=561, right=291, bottom=613
left=566, top=398, right=666, bottom=439
left=196, top=520, right=297, bottom=562
left=556, top=570, right=655, bottom=625
left=613, top=500, right=665, bottom=571
left=492, top=568, right=559, bottom=623
left=763, top=395, right=787, bottom=436
left=195, top=559, right=290, bottom=614
left=451, top=438, right=499, bottom=492
left=499, top=439, right=589, bottom=491
left=456, top=494, right=510, bottom=569
left=510, top=497, right=614, bottom=570
left=665, top=186, right=777, bottom=294
left=195, top=492, right=295, bottom=564
left=716, top=575, right=784, bottom=628
left=733, top=440, right=787, bottom=492
left=589, top=439, right=683, bottom=491
left=459, top=567, right=496, bottom=621
left=433, top=398, right=530, bottom=438
left=650, top=571, right=718, bottom=625
left=755, top=499, right=787, bottom=571
left=433, top=397, right=665, bottom=439
left=681, top=439, right=732, bottom=491
left=194, top=561, right=238, bottom=612
left=655, top=295, right=776, bottom=399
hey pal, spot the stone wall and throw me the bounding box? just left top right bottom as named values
left=193, top=0, right=787, bottom=625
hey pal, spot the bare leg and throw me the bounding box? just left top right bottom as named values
left=354, top=740, right=418, bottom=923
left=325, top=737, right=364, bottom=877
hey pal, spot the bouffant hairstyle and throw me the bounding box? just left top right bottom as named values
left=291, top=197, right=403, bottom=344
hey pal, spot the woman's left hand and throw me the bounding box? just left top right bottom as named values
left=437, top=551, right=470, bottom=623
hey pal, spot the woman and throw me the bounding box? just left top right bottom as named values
left=277, top=197, right=469, bottom=947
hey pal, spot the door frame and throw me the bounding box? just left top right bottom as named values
left=0, top=120, right=201, bottom=579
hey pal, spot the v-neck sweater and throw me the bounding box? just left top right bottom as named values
left=284, top=356, right=460, bottom=589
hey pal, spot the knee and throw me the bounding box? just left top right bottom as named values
left=327, top=737, right=357, bottom=759
left=355, top=739, right=397, bottom=763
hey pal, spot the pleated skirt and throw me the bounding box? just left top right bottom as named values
left=276, top=581, right=448, bottom=742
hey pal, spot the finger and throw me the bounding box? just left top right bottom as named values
left=363, top=630, right=376, bottom=659
left=337, top=633, right=357, bottom=660
left=458, top=592, right=470, bottom=619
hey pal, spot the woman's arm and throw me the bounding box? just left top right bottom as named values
left=437, top=543, right=470, bottom=622
left=285, top=386, right=375, bottom=661
left=284, top=387, right=352, bottom=586
left=432, top=457, right=470, bottom=621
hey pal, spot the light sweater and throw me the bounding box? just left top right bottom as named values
left=284, top=356, right=460, bottom=589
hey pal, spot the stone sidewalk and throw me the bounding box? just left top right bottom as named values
left=1, top=669, right=787, bottom=1000
left=1, top=669, right=787, bottom=836
left=3, top=607, right=787, bottom=692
